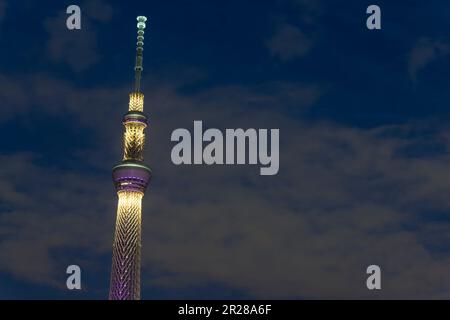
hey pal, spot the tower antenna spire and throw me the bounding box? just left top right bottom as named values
left=134, top=16, right=147, bottom=92
left=109, top=15, right=152, bottom=300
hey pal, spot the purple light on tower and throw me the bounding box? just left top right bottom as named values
left=109, top=16, right=150, bottom=300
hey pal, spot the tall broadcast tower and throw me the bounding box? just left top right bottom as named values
left=109, top=16, right=151, bottom=300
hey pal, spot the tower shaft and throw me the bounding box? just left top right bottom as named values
left=109, top=191, right=143, bottom=299
left=109, top=16, right=150, bottom=300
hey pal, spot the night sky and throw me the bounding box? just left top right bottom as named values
left=1, top=0, right=450, bottom=299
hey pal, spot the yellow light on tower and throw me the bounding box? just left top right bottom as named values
left=128, top=92, right=144, bottom=112
left=111, top=191, right=143, bottom=299
left=123, top=122, right=146, bottom=161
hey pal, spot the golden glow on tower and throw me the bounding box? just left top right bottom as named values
left=109, top=191, right=143, bottom=300
left=128, top=92, right=144, bottom=112
left=111, top=91, right=148, bottom=299
left=123, top=122, right=146, bottom=161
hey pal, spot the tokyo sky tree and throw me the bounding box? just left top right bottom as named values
left=109, top=16, right=151, bottom=300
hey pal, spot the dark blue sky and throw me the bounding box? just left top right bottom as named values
left=2, top=0, right=450, bottom=299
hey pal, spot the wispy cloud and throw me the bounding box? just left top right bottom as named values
left=84, top=0, right=114, bottom=23
left=291, top=0, right=324, bottom=25
left=408, top=38, right=450, bottom=83
left=266, top=24, right=312, bottom=62
left=2, top=68, right=450, bottom=298
left=0, top=153, right=113, bottom=288
left=43, top=0, right=114, bottom=72
left=141, top=118, right=450, bottom=299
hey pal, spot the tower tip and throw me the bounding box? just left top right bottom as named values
left=137, top=16, right=148, bottom=29
left=133, top=16, right=148, bottom=92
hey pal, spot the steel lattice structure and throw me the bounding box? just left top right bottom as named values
left=109, top=16, right=151, bottom=300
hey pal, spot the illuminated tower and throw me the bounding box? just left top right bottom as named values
left=109, top=16, right=151, bottom=300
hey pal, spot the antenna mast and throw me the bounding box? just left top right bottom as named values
left=134, top=16, right=147, bottom=92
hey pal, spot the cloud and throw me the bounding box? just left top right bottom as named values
left=2, top=68, right=450, bottom=298
left=0, top=71, right=324, bottom=297
left=44, top=14, right=99, bottom=72
left=191, top=82, right=321, bottom=115
left=140, top=117, right=450, bottom=299
left=0, top=153, right=114, bottom=287
left=291, top=0, right=324, bottom=25
left=44, top=1, right=114, bottom=72
left=408, top=38, right=450, bottom=83
left=266, top=24, right=313, bottom=62
left=85, top=0, right=114, bottom=23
